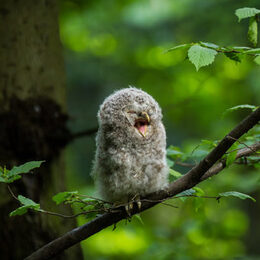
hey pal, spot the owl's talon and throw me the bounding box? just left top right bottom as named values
left=137, top=200, right=142, bottom=210
left=125, top=203, right=133, bottom=216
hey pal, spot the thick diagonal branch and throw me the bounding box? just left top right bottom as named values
left=26, top=107, right=260, bottom=260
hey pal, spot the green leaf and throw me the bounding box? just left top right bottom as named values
left=232, top=46, right=251, bottom=51
left=9, top=206, right=30, bottom=216
left=188, top=45, right=218, bottom=71
left=0, top=175, right=6, bottom=182
left=52, top=191, right=78, bottom=205
left=134, top=214, right=144, bottom=225
left=248, top=17, right=258, bottom=47
left=177, top=189, right=196, bottom=201
left=167, top=146, right=183, bottom=160
left=201, top=139, right=218, bottom=147
left=235, top=7, right=260, bottom=22
left=8, top=161, right=45, bottom=177
left=226, top=142, right=239, bottom=167
left=166, top=43, right=192, bottom=53
left=254, top=55, right=260, bottom=65
left=199, top=42, right=219, bottom=49
left=166, top=158, right=174, bottom=168
left=10, top=196, right=41, bottom=217
left=219, top=191, right=256, bottom=202
left=224, top=104, right=257, bottom=117
left=18, top=195, right=39, bottom=207
left=193, top=187, right=205, bottom=196
left=224, top=52, right=241, bottom=62
left=244, top=48, right=260, bottom=54
left=169, top=169, right=182, bottom=182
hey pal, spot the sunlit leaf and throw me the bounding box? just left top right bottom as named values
left=235, top=7, right=260, bottom=22
left=248, top=17, right=258, bottom=47
left=167, top=158, right=174, bottom=168
left=134, top=214, right=144, bottom=225
left=254, top=55, right=260, bottom=65
left=219, top=191, right=256, bottom=202
left=169, top=169, right=182, bottom=182
left=199, top=42, right=219, bottom=49
left=244, top=48, right=260, bottom=54
left=223, top=105, right=257, bottom=117
left=166, top=43, right=192, bottom=53
left=193, top=187, right=205, bottom=196
left=188, top=45, right=217, bottom=71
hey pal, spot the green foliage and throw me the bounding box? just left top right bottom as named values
left=167, top=145, right=183, bottom=160
left=188, top=45, right=217, bottom=71
left=52, top=191, right=79, bottom=205
left=9, top=195, right=41, bottom=217
left=219, top=191, right=256, bottom=202
left=133, top=214, right=144, bottom=225
left=165, top=43, right=192, bottom=53
left=0, top=161, right=45, bottom=183
left=248, top=16, right=258, bottom=46
left=255, top=55, right=260, bottom=64
left=226, top=142, right=239, bottom=167
left=167, top=41, right=260, bottom=70
left=223, top=104, right=257, bottom=116
left=167, top=7, right=260, bottom=69
left=169, top=168, right=182, bottom=182
left=235, top=7, right=260, bottom=22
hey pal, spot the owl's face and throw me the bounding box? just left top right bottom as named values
left=98, top=87, right=163, bottom=144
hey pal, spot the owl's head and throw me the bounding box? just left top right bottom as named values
left=98, top=87, right=163, bottom=143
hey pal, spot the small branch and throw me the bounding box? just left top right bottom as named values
left=174, top=161, right=195, bottom=167
left=226, top=135, right=257, bottom=153
left=7, top=185, right=18, bottom=201
left=70, top=127, right=97, bottom=140
left=201, top=141, right=260, bottom=181
left=25, top=107, right=260, bottom=260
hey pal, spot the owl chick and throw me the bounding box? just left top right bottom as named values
left=92, top=87, right=169, bottom=204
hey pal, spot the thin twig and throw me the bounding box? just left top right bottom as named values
left=227, top=135, right=257, bottom=153
left=7, top=185, right=18, bottom=201
left=70, top=127, right=98, bottom=140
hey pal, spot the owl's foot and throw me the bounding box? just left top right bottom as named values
left=125, top=202, right=134, bottom=217
left=124, top=195, right=142, bottom=216
left=134, top=195, right=142, bottom=211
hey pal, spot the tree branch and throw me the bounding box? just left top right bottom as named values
left=25, top=107, right=260, bottom=260
left=70, top=127, right=97, bottom=140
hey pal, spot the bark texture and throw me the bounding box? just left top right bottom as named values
left=0, top=0, right=82, bottom=259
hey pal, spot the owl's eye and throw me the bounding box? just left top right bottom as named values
left=127, top=110, right=136, bottom=114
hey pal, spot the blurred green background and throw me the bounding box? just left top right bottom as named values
left=59, top=0, right=260, bottom=259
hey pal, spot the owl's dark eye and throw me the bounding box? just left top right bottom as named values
left=127, top=110, right=136, bottom=114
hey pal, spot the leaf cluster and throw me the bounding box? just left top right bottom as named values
left=166, top=7, right=260, bottom=70
left=0, top=161, right=44, bottom=183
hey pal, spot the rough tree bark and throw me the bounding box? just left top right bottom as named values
left=0, top=0, right=82, bottom=259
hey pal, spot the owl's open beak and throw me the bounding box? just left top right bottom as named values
left=134, top=112, right=150, bottom=137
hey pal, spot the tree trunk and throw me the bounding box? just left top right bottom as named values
left=0, top=0, right=82, bottom=259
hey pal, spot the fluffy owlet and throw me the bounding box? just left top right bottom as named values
left=92, top=87, right=169, bottom=203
